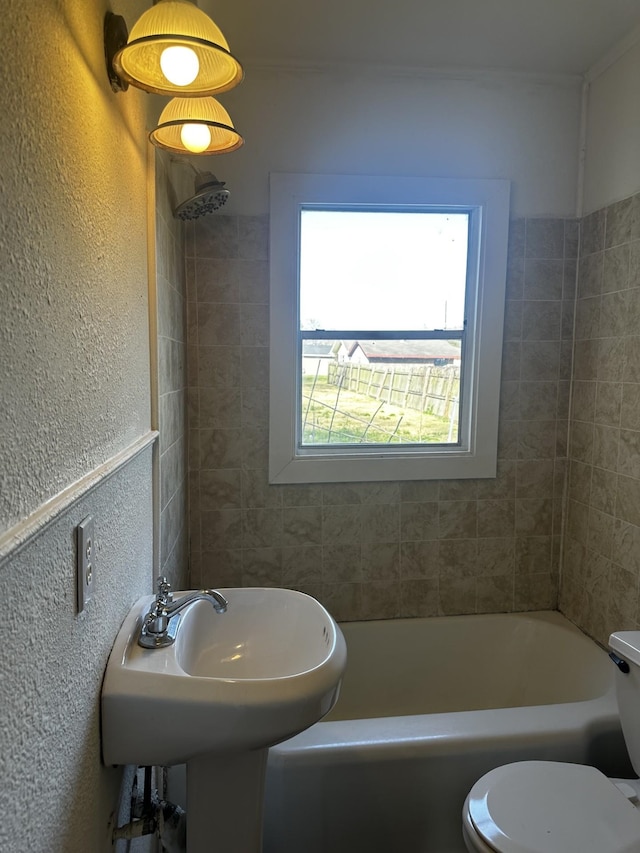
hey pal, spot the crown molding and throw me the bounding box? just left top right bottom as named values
left=241, top=58, right=583, bottom=88
left=585, top=22, right=640, bottom=82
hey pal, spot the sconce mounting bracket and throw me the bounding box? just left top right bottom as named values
left=104, top=12, right=129, bottom=93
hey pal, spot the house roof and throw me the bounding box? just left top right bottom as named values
left=302, top=340, right=334, bottom=357
left=348, top=339, right=461, bottom=361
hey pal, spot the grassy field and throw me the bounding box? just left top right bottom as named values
left=301, top=375, right=457, bottom=445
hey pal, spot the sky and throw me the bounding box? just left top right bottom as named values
left=299, top=209, right=469, bottom=332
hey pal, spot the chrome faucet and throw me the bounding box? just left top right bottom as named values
left=139, top=576, right=228, bottom=648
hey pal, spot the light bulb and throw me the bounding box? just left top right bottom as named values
left=160, top=45, right=200, bottom=87
left=180, top=123, right=212, bottom=153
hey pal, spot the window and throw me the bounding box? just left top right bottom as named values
left=269, top=173, right=510, bottom=484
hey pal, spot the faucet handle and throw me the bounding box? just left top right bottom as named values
left=156, top=576, right=173, bottom=602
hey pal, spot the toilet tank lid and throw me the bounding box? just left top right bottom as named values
left=610, top=632, right=640, bottom=668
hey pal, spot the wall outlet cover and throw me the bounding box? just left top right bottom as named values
left=77, top=515, right=96, bottom=613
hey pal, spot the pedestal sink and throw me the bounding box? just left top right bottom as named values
left=102, top=587, right=347, bottom=852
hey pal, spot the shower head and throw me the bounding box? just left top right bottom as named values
left=173, top=171, right=229, bottom=221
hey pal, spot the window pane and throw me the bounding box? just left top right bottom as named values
left=300, top=338, right=462, bottom=446
left=269, top=172, right=510, bottom=482
left=299, top=209, right=469, bottom=332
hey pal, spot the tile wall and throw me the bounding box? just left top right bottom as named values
left=186, top=214, right=577, bottom=621
left=560, top=192, right=640, bottom=645
left=156, top=154, right=189, bottom=587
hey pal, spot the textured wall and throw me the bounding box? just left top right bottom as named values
left=186, top=213, right=576, bottom=621
left=0, top=449, right=154, bottom=853
left=560, top=194, right=640, bottom=645
left=0, top=0, right=151, bottom=536
left=0, top=1, right=158, bottom=851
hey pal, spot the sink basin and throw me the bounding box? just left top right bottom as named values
left=101, top=587, right=347, bottom=767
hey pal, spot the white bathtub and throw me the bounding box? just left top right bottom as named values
left=263, top=611, right=630, bottom=853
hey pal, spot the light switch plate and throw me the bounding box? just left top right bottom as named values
left=77, top=515, right=96, bottom=613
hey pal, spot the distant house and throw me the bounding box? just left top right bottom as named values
left=336, top=339, right=461, bottom=367
left=301, top=340, right=335, bottom=375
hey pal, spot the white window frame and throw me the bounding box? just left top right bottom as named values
left=269, top=172, right=510, bottom=484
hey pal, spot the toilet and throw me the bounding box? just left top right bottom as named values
left=462, top=630, right=640, bottom=852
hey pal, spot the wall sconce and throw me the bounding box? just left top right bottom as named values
left=149, top=96, right=243, bottom=154
left=105, top=0, right=243, bottom=96
left=104, top=1, right=244, bottom=155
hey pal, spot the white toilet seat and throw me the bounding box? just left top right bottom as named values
left=462, top=808, right=497, bottom=852
left=464, top=761, right=640, bottom=853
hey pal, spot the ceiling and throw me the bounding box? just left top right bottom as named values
left=205, top=0, right=640, bottom=76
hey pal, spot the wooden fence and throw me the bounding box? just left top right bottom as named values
left=327, top=361, right=460, bottom=418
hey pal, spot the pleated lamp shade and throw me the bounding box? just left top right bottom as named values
left=113, top=0, right=243, bottom=96
left=149, top=96, right=244, bottom=155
